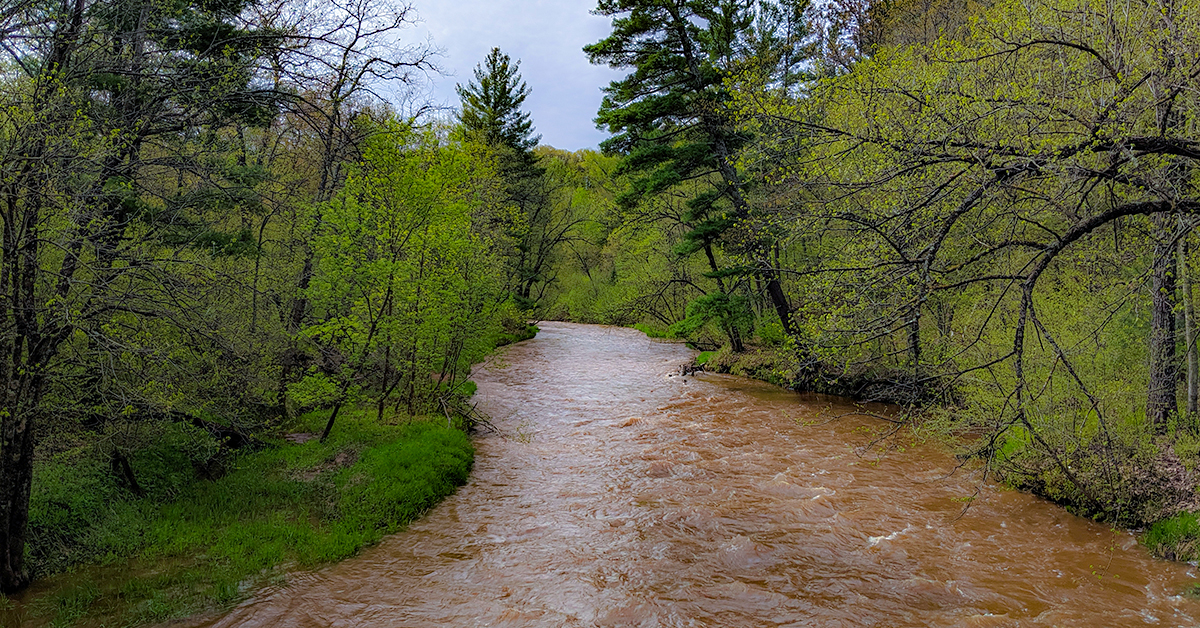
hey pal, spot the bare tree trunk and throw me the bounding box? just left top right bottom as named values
left=1148, top=229, right=1179, bottom=432
left=0, top=405, right=36, bottom=594
left=1179, top=232, right=1198, bottom=415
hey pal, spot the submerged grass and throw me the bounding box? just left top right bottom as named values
left=2, top=410, right=473, bottom=627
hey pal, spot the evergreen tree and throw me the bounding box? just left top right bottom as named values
left=457, top=48, right=559, bottom=307
left=456, top=47, right=541, bottom=152
left=585, top=0, right=800, bottom=349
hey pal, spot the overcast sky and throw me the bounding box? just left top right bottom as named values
left=408, top=0, right=623, bottom=151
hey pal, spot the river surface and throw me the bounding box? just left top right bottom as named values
left=185, top=322, right=1198, bottom=627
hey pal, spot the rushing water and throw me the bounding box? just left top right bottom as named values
left=183, top=322, right=1197, bottom=627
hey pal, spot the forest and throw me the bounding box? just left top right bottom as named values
left=3, top=0, right=1200, bottom=621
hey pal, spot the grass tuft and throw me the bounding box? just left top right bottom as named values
left=1142, top=511, right=1200, bottom=562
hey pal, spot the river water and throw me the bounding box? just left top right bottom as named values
left=185, top=322, right=1198, bottom=627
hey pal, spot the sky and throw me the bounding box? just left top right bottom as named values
left=407, top=0, right=623, bottom=151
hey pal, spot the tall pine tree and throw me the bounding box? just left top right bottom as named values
left=456, top=47, right=540, bottom=152
left=457, top=48, right=554, bottom=306
left=585, top=0, right=800, bottom=350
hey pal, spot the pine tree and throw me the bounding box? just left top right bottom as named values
left=456, top=47, right=541, bottom=152
left=585, top=0, right=800, bottom=349
left=456, top=48, right=553, bottom=307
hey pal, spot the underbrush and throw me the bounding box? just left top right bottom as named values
left=493, top=322, right=539, bottom=347
left=994, top=430, right=1200, bottom=528
left=1144, top=512, right=1200, bottom=562
left=3, top=410, right=473, bottom=627
left=701, top=345, right=944, bottom=406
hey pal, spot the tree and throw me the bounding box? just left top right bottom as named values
left=456, top=47, right=540, bottom=153
left=297, top=122, right=508, bottom=440
left=586, top=0, right=801, bottom=351
left=0, top=0, right=284, bottom=593
left=262, top=0, right=439, bottom=416
left=457, top=47, right=563, bottom=308
left=737, top=0, right=1200, bottom=521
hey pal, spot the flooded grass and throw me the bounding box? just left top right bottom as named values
left=0, top=410, right=473, bottom=628
left=1143, top=511, right=1200, bottom=562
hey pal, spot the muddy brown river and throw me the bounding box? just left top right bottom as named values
left=186, top=322, right=1198, bottom=627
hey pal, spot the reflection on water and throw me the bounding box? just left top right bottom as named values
left=179, top=322, right=1198, bottom=627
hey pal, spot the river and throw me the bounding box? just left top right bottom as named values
left=184, top=322, right=1199, bottom=627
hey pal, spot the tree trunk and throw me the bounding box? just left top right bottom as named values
left=1180, top=233, right=1198, bottom=415
left=908, top=311, right=921, bottom=374
left=764, top=273, right=793, bottom=336
left=0, top=407, right=36, bottom=594
left=1148, top=232, right=1179, bottom=432
left=703, top=242, right=744, bottom=352
left=319, top=400, right=344, bottom=443
left=111, top=451, right=146, bottom=497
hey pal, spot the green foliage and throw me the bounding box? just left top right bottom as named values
left=493, top=324, right=539, bottom=348
left=632, top=323, right=673, bottom=339
left=704, top=345, right=797, bottom=387
left=1143, top=512, right=1200, bottom=562
left=21, top=411, right=472, bottom=626
left=585, top=0, right=778, bottom=348
left=304, top=122, right=509, bottom=420
left=286, top=372, right=344, bottom=413
left=28, top=423, right=213, bottom=577
left=670, top=293, right=753, bottom=340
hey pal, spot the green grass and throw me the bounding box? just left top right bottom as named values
left=696, top=351, right=715, bottom=365
left=13, top=410, right=473, bottom=627
left=1142, top=511, right=1200, bottom=562
left=493, top=323, right=538, bottom=347
left=632, top=323, right=672, bottom=339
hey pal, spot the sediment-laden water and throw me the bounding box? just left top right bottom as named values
left=182, top=322, right=1199, bottom=627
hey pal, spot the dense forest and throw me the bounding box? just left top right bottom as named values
left=4, top=0, right=1200, bottom=619
left=557, top=0, right=1200, bottom=549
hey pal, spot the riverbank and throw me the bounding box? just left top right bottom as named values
left=181, top=321, right=1196, bottom=626
left=677, top=337, right=1200, bottom=570
left=0, top=411, right=473, bottom=627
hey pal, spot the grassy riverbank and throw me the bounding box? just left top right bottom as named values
left=1, top=410, right=473, bottom=627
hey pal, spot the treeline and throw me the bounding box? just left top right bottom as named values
left=525, top=0, right=1200, bottom=547
left=0, top=0, right=557, bottom=595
